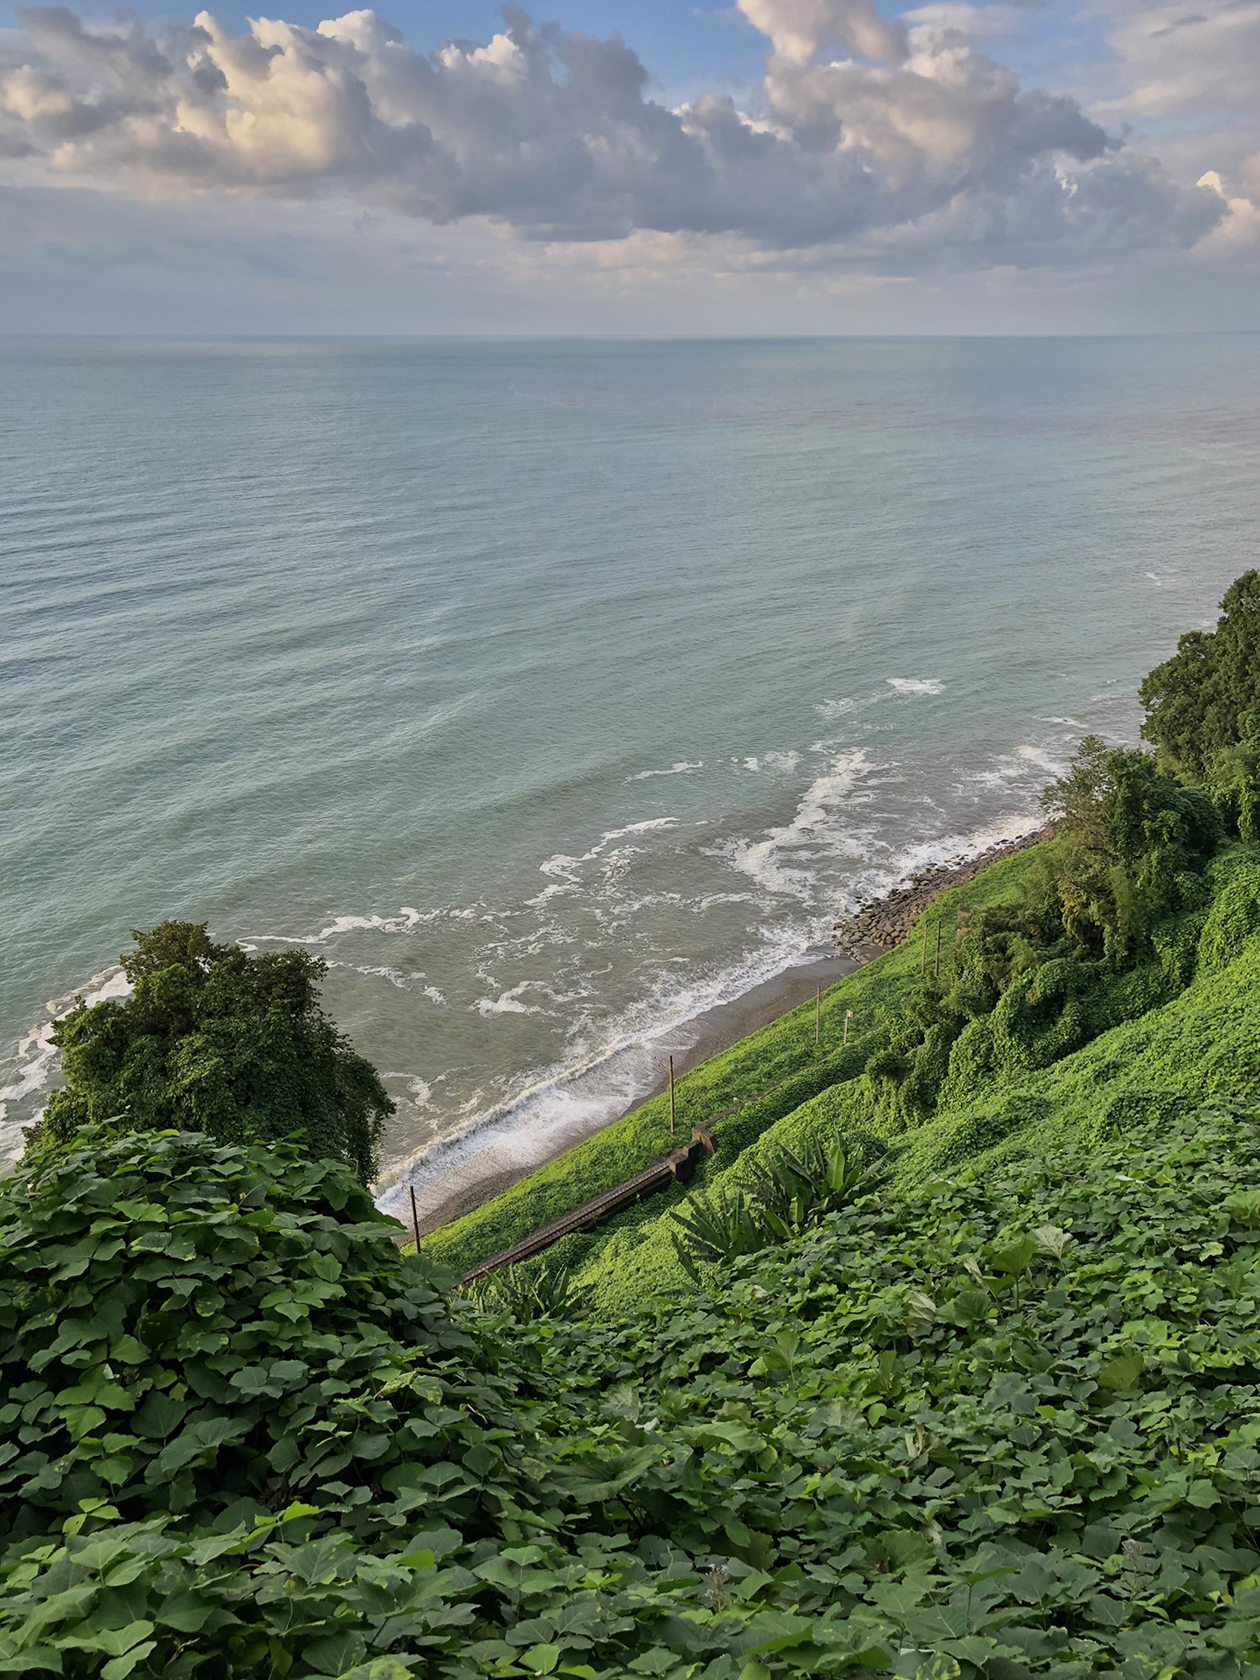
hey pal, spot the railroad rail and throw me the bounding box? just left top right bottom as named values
left=461, top=1127, right=714, bottom=1285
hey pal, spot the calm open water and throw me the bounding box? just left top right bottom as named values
left=2, top=336, right=1257, bottom=1209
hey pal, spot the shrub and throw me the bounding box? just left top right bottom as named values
left=1198, top=860, right=1260, bottom=971
left=0, top=1125, right=514, bottom=1545
left=470, top=1255, right=587, bottom=1321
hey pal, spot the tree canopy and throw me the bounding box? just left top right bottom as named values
left=1040, top=735, right=1221, bottom=958
left=34, top=922, right=393, bottom=1181
left=1140, top=567, right=1260, bottom=779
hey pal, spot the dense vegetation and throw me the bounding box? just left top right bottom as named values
left=9, top=572, right=1260, bottom=1675
left=1141, top=568, right=1260, bottom=781
left=35, top=922, right=393, bottom=1182
left=11, top=1107, right=1260, bottom=1675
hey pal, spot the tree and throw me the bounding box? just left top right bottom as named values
left=1140, top=568, right=1260, bottom=779
left=32, top=922, right=393, bottom=1181
left=1041, top=739, right=1220, bottom=959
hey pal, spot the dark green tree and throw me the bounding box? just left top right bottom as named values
left=1041, top=737, right=1220, bottom=959
left=1140, top=568, right=1260, bottom=779
left=32, top=921, right=393, bottom=1181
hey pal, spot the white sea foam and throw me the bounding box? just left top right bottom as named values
left=0, top=964, right=133, bottom=1161
left=375, top=800, right=1047, bottom=1228
left=629, top=761, right=703, bottom=780
left=971, top=739, right=1074, bottom=791
left=270, top=907, right=426, bottom=945
left=328, top=962, right=416, bottom=989
left=742, top=751, right=802, bottom=774
left=524, top=881, right=574, bottom=908
left=604, top=818, right=682, bottom=839
left=538, top=817, right=680, bottom=881
left=474, top=984, right=545, bottom=1017
left=729, top=749, right=881, bottom=898
left=1016, top=745, right=1064, bottom=772
left=887, top=678, right=945, bottom=696
left=82, top=971, right=132, bottom=1007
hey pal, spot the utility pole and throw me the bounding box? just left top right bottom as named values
left=934, top=919, right=942, bottom=979
left=815, top=984, right=822, bottom=1047
left=409, top=1185, right=421, bottom=1250
left=668, top=1054, right=676, bottom=1137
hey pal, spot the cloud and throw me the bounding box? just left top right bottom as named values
left=1092, top=0, right=1260, bottom=125
left=0, top=0, right=1241, bottom=273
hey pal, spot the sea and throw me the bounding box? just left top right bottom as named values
left=2, top=335, right=1258, bottom=1221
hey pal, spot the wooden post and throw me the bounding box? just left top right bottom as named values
left=921, top=922, right=928, bottom=975
left=668, top=1054, right=676, bottom=1137
left=815, top=984, right=821, bottom=1048
left=844, top=1008, right=853, bottom=1046
left=934, top=919, right=942, bottom=979
left=408, top=1185, right=421, bottom=1250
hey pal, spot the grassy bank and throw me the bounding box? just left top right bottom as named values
left=422, top=839, right=1053, bottom=1281
left=566, top=842, right=1260, bottom=1312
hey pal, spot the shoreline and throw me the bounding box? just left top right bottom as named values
left=401, top=821, right=1050, bottom=1241
left=407, top=946, right=870, bottom=1239
left=833, top=825, right=1052, bottom=954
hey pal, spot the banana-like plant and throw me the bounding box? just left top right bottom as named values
left=473, top=1257, right=585, bottom=1320
left=669, top=1187, right=770, bottom=1280
left=750, top=1135, right=884, bottom=1236
left=671, top=1134, right=887, bottom=1274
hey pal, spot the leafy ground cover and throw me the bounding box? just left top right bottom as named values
left=10, top=1103, right=1260, bottom=1675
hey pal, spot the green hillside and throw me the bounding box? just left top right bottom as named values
left=534, top=840, right=1260, bottom=1316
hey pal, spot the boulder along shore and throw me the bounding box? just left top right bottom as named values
left=833, top=826, right=1053, bottom=956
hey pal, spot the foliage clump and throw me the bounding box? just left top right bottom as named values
left=35, top=921, right=393, bottom=1181
left=0, top=1125, right=511, bottom=1546
left=856, top=734, right=1222, bottom=1132
left=669, top=1133, right=884, bottom=1275
left=1141, top=567, right=1260, bottom=779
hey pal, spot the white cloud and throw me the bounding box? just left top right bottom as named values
left=0, top=0, right=1240, bottom=276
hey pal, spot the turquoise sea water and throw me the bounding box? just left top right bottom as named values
left=2, top=337, right=1258, bottom=1212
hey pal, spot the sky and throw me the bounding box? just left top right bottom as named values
left=1, top=0, right=1258, bottom=334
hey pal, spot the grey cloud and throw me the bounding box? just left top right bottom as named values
left=0, top=0, right=1232, bottom=268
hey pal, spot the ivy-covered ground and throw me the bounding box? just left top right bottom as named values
left=8, top=1102, right=1260, bottom=1676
